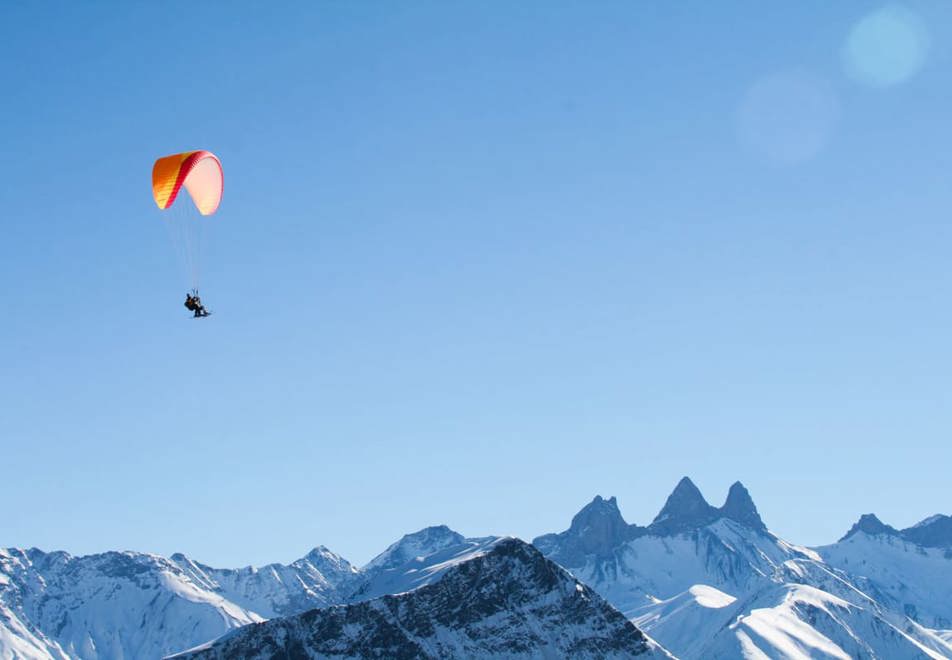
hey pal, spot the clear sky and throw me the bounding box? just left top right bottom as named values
left=1, top=1, right=950, bottom=568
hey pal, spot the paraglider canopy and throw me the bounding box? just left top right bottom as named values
left=152, top=150, right=223, bottom=215
left=152, top=149, right=223, bottom=292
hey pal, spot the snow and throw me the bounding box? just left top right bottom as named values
left=817, top=530, right=952, bottom=630
left=351, top=535, right=501, bottom=602
left=0, top=548, right=264, bottom=660
left=688, top=584, right=736, bottom=608
left=6, top=483, right=952, bottom=660
left=0, top=601, right=66, bottom=660
left=735, top=586, right=853, bottom=660
left=538, top=489, right=952, bottom=660
left=175, top=539, right=668, bottom=660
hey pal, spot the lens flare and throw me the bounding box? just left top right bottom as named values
left=843, top=5, right=929, bottom=88
left=736, top=71, right=839, bottom=165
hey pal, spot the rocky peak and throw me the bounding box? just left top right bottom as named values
left=299, top=545, right=358, bottom=578
left=719, top=481, right=767, bottom=533
left=568, top=496, right=629, bottom=543
left=901, top=514, right=952, bottom=549
left=177, top=538, right=662, bottom=659
left=839, top=514, right=900, bottom=542
left=649, top=477, right=718, bottom=534
left=532, top=495, right=643, bottom=567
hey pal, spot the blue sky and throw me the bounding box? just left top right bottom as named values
left=1, top=1, right=950, bottom=567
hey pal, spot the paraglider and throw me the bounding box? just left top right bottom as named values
left=152, top=150, right=223, bottom=318
left=184, top=290, right=210, bottom=318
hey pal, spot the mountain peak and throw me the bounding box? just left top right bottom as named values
left=839, top=514, right=900, bottom=542
left=364, top=525, right=466, bottom=571
left=532, top=495, right=644, bottom=567
left=900, top=514, right=952, bottom=549
left=304, top=544, right=337, bottom=561
left=570, top=496, right=623, bottom=528
left=910, top=514, right=946, bottom=529
left=650, top=477, right=717, bottom=534
left=300, top=546, right=357, bottom=577
left=720, top=481, right=767, bottom=533
left=567, top=495, right=632, bottom=553
left=178, top=538, right=662, bottom=660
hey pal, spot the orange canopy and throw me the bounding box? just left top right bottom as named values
left=152, top=150, right=223, bottom=215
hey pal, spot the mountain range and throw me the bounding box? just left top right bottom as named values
left=172, top=539, right=668, bottom=660
left=2, top=478, right=950, bottom=659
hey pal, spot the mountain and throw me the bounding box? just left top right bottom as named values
left=719, top=481, right=768, bottom=533
left=820, top=518, right=952, bottom=630
left=350, top=527, right=499, bottom=603
left=172, top=538, right=669, bottom=660
left=4, top=480, right=952, bottom=659
left=534, top=478, right=801, bottom=616
left=169, top=545, right=359, bottom=618
left=361, top=525, right=466, bottom=572
left=839, top=512, right=952, bottom=550
left=533, top=478, right=952, bottom=660
left=904, top=515, right=952, bottom=548
left=0, top=547, right=261, bottom=660
left=532, top=496, right=642, bottom=567
left=839, top=513, right=901, bottom=540
left=638, top=582, right=944, bottom=659
left=0, top=526, right=505, bottom=659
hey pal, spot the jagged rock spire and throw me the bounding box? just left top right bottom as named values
left=532, top=495, right=644, bottom=567
left=567, top=496, right=632, bottom=555
left=720, top=482, right=767, bottom=532
left=649, top=477, right=718, bottom=534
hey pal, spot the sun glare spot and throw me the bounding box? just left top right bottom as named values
left=843, top=5, right=930, bottom=88
left=736, top=71, right=840, bottom=165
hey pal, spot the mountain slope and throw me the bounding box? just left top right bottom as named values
left=0, top=547, right=261, bottom=660
left=535, top=479, right=811, bottom=618
left=534, top=478, right=952, bottom=660
left=350, top=526, right=499, bottom=603
left=819, top=528, right=952, bottom=630
left=170, top=545, right=358, bottom=618
left=173, top=538, right=669, bottom=660
left=0, top=527, right=504, bottom=660
left=697, top=583, right=944, bottom=660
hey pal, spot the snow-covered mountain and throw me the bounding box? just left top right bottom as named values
left=4, top=479, right=951, bottom=659
left=818, top=515, right=952, bottom=630
left=0, top=547, right=261, bottom=660
left=169, top=545, right=359, bottom=618
left=172, top=538, right=669, bottom=660
left=0, top=524, right=512, bottom=660
left=349, top=525, right=500, bottom=603
left=534, top=478, right=952, bottom=659
left=534, top=479, right=808, bottom=615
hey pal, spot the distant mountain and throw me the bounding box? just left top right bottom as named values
left=350, top=527, right=499, bottom=603
left=0, top=547, right=261, bottom=660
left=840, top=512, right=952, bottom=550
left=820, top=523, right=952, bottom=631
left=534, top=478, right=769, bottom=570
left=361, top=525, right=466, bottom=572
left=0, top=526, right=511, bottom=660
left=173, top=538, right=668, bottom=660
left=170, top=545, right=360, bottom=618
left=533, top=477, right=952, bottom=659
